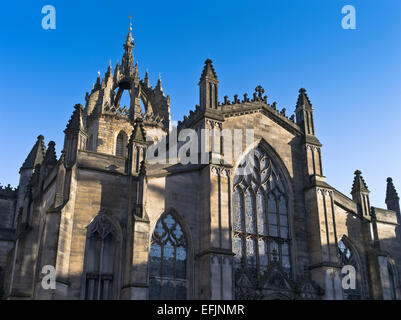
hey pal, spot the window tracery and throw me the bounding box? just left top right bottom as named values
left=233, top=146, right=291, bottom=282
left=149, top=213, right=188, bottom=300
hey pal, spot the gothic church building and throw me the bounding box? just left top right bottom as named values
left=0, top=25, right=400, bottom=300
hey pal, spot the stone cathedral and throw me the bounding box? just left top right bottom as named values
left=0, top=24, right=400, bottom=300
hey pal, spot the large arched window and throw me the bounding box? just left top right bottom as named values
left=83, top=212, right=121, bottom=300
left=233, top=146, right=291, bottom=280
left=149, top=213, right=187, bottom=300
left=338, top=238, right=361, bottom=300
left=115, top=131, right=127, bottom=157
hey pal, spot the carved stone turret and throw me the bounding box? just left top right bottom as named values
left=41, top=141, right=57, bottom=177
left=63, top=103, right=87, bottom=166
left=351, top=170, right=371, bottom=218
left=199, top=59, right=219, bottom=111
left=295, top=88, right=315, bottom=136
left=127, top=119, right=147, bottom=175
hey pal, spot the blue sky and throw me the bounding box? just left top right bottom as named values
left=0, top=0, right=400, bottom=207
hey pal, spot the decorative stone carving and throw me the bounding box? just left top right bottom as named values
left=87, top=211, right=120, bottom=241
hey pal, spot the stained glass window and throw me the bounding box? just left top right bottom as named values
left=149, top=213, right=187, bottom=300
left=233, top=146, right=292, bottom=278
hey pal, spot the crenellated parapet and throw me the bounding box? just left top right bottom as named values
left=0, top=184, right=18, bottom=199
left=177, top=85, right=299, bottom=136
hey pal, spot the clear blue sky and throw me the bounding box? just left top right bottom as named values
left=0, top=0, right=400, bottom=208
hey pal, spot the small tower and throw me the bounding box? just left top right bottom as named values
left=351, top=170, right=371, bottom=218
left=199, top=59, right=219, bottom=111
left=385, top=177, right=400, bottom=221
left=296, top=88, right=324, bottom=179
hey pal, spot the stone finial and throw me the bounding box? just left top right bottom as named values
left=199, top=58, right=218, bottom=82
left=351, top=170, right=369, bottom=194
left=233, top=94, right=240, bottom=104
left=296, top=87, right=312, bottom=110
left=280, top=108, right=286, bottom=116
left=130, top=118, right=146, bottom=143
left=59, top=149, right=66, bottom=164
left=386, top=177, right=400, bottom=213
left=43, top=141, right=57, bottom=167
left=386, top=178, right=399, bottom=200
left=156, top=73, right=163, bottom=92
left=255, top=85, right=265, bottom=98
left=20, top=135, right=46, bottom=171
left=93, top=72, right=101, bottom=91
left=105, top=61, right=113, bottom=81
left=64, top=104, right=85, bottom=134
left=144, top=69, right=150, bottom=87
left=242, top=93, right=249, bottom=103
left=223, top=96, right=230, bottom=105
left=114, top=60, right=120, bottom=76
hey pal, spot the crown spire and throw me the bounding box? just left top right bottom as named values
left=121, top=15, right=135, bottom=77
